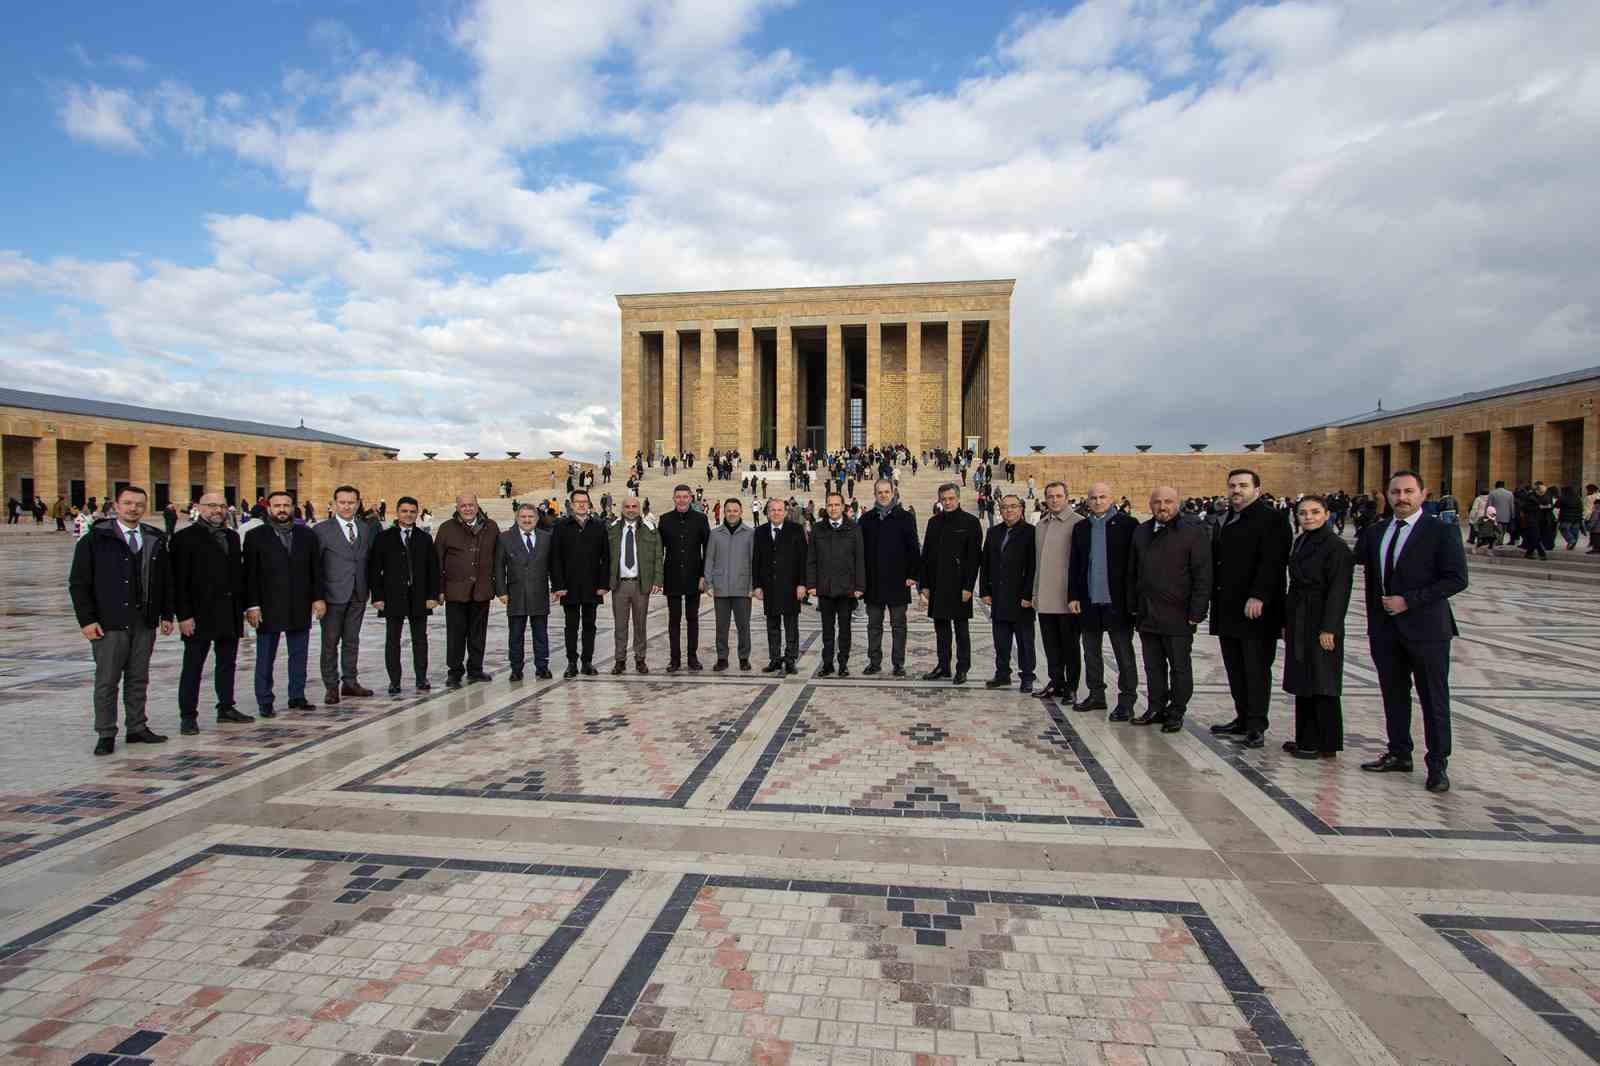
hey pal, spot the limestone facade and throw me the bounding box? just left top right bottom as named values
left=1006, top=452, right=1309, bottom=508
left=617, top=280, right=1014, bottom=460
left=1262, top=366, right=1600, bottom=497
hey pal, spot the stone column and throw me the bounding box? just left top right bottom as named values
left=826, top=320, right=844, bottom=451
left=865, top=317, right=882, bottom=447
left=260, top=455, right=281, bottom=496
left=33, top=436, right=59, bottom=504
left=777, top=322, right=796, bottom=451
left=1363, top=445, right=1384, bottom=496
left=700, top=327, right=717, bottom=455
left=170, top=449, right=191, bottom=505
left=128, top=443, right=151, bottom=492
left=1419, top=437, right=1444, bottom=496
left=240, top=452, right=258, bottom=503
left=1487, top=428, right=1514, bottom=488
left=946, top=320, right=963, bottom=450
left=1586, top=411, right=1600, bottom=491
left=904, top=321, right=921, bottom=456
left=1449, top=434, right=1479, bottom=500
left=737, top=324, right=756, bottom=457
left=85, top=439, right=108, bottom=504
left=621, top=329, right=643, bottom=461
left=1530, top=421, right=1560, bottom=485
left=662, top=327, right=680, bottom=457
left=987, top=314, right=1010, bottom=456
left=204, top=450, right=225, bottom=497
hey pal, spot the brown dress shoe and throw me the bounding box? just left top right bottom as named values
left=341, top=682, right=374, bottom=697
left=324, top=687, right=341, bottom=706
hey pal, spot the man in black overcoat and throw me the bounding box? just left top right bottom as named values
left=369, top=495, right=439, bottom=693
left=753, top=497, right=807, bottom=674
left=1127, top=486, right=1212, bottom=732
left=1208, top=469, right=1291, bottom=748
left=550, top=489, right=610, bottom=678
left=657, top=485, right=710, bottom=672
left=859, top=478, right=920, bottom=677
left=244, top=491, right=325, bottom=717
left=171, top=492, right=251, bottom=733
left=919, top=483, right=983, bottom=684
left=979, top=494, right=1036, bottom=691
left=1068, top=482, right=1140, bottom=719
left=1356, top=470, right=1469, bottom=792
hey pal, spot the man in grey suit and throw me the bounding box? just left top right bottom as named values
left=315, top=484, right=376, bottom=704
left=704, top=498, right=755, bottom=671
left=497, top=503, right=554, bottom=681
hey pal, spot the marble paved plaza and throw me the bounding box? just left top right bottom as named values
left=3, top=533, right=1600, bottom=1066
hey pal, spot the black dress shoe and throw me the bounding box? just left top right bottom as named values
left=1425, top=769, right=1450, bottom=793
left=1108, top=708, right=1132, bottom=722
left=1160, top=718, right=1185, bottom=733
left=817, top=664, right=835, bottom=678
left=1019, top=679, right=1034, bottom=694
left=891, top=666, right=906, bottom=678
left=1291, top=749, right=1328, bottom=760
left=1361, top=752, right=1413, bottom=772
left=94, top=737, right=115, bottom=756
left=468, top=671, right=494, bottom=683
left=126, top=728, right=168, bottom=744
left=666, top=661, right=681, bottom=674
left=536, top=669, right=553, bottom=680
left=688, top=659, right=703, bottom=672
left=611, top=662, right=627, bottom=675
left=287, top=697, right=313, bottom=710
left=447, top=675, right=464, bottom=689
left=784, top=662, right=798, bottom=674
left=581, top=664, right=599, bottom=676
left=180, top=721, right=200, bottom=736
left=635, top=662, right=648, bottom=675
left=217, top=707, right=255, bottom=724
left=862, top=663, right=881, bottom=675
left=762, top=660, right=783, bottom=674
left=388, top=684, right=404, bottom=694
left=1235, top=731, right=1265, bottom=749
left=1210, top=718, right=1247, bottom=736
left=1131, top=709, right=1166, bottom=727
left=713, top=659, right=729, bottom=672
left=984, top=676, right=1011, bottom=689
left=1033, top=682, right=1060, bottom=699
left=564, top=664, right=579, bottom=679
left=739, top=659, right=753, bottom=671
left=1282, top=740, right=1300, bottom=753
left=508, top=672, right=523, bottom=682
left=951, top=671, right=967, bottom=685
left=416, top=679, right=432, bottom=691
left=837, top=666, right=850, bottom=678
left=259, top=706, right=277, bottom=718
left=1073, top=696, right=1108, bottom=712
left=922, top=667, right=950, bottom=681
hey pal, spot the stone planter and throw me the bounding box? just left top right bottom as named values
left=1081, top=444, right=1099, bottom=454
left=1134, top=444, right=1152, bottom=453
left=464, top=452, right=478, bottom=460
left=506, top=451, right=521, bottom=459
left=1029, top=444, right=1046, bottom=454
left=423, top=453, right=437, bottom=460
left=1189, top=443, right=1208, bottom=453
left=1243, top=443, right=1261, bottom=452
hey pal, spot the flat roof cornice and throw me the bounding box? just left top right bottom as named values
left=616, top=278, right=1016, bottom=309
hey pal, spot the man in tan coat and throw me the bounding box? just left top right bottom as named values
left=1032, top=481, right=1081, bottom=702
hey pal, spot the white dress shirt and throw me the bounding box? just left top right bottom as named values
left=619, top=521, right=639, bottom=579
left=1378, top=514, right=1418, bottom=587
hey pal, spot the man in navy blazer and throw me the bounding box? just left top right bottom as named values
left=1355, top=470, right=1468, bottom=792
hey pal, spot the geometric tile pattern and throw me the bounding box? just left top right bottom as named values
left=0, top=843, right=626, bottom=1066
left=731, top=686, right=1140, bottom=827
left=1420, top=913, right=1600, bottom=1062
left=339, top=682, right=776, bottom=807
left=570, top=875, right=1310, bottom=1066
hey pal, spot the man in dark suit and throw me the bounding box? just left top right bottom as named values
left=753, top=497, right=807, bottom=674
left=244, top=491, right=324, bottom=718
left=69, top=485, right=176, bottom=755
left=1127, top=487, right=1212, bottom=732
left=550, top=489, right=609, bottom=678
left=495, top=502, right=553, bottom=681
left=859, top=478, right=920, bottom=677
left=1357, top=470, right=1468, bottom=792
left=369, top=495, right=439, bottom=693
left=1208, top=469, right=1291, bottom=749
left=314, top=485, right=377, bottom=705
left=1068, top=482, right=1140, bottom=719
left=171, top=492, right=252, bottom=734
left=979, top=494, right=1036, bottom=691
left=807, top=491, right=865, bottom=676
left=920, top=483, right=983, bottom=684
left=657, top=485, right=710, bottom=672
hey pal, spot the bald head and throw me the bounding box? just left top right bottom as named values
left=1086, top=482, right=1113, bottom=516
left=1149, top=486, right=1180, bottom=523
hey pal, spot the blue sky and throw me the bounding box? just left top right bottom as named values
left=1, top=0, right=1595, bottom=460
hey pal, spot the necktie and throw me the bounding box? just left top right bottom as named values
left=402, top=528, right=409, bottom=551
left=126, top=529, right=143, bottom=605
left=345, top=521, right=355, bottom=544
left=525, top=532, right=534, bottom=554
left=624, top=525, right=635, bottom=570
left=126, top=528, right=140, bottom=554
left=1383, top=519, right=1407, bottom=595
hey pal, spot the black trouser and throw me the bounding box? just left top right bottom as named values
left=1139, top=630, right=1194, bottom=720
left=178, top=635, right=238, bottom=720
left=864, top=602, right=908, bottom=669
left=445, top=600, right=489, bottom=678
left=563, top=601, right=599, bottom=664
left=818, top=595, right=855, bottom=666
left=666, top=592, right=701, bottom=663
left=1079, top=604, right=1139, bottom=710
left=507, top=613, right=549, bottom=674
left=1369, top=623, right=1453, bottom=769
left=1218, top=635, right=1277, bottom=732
left=1037, top=613, right=1081, bottom=691
left=385, top=611, right=429, bottom=686
left=1294, top=693, right=1343, bottom=753
left=765, top=610, right=800, bottom=665
left=933, top=617, right=971, bottom=672
left=990, top=611, right=1036, bottom=682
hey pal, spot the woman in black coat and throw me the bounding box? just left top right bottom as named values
left=1281, top=496, right=1354, bottom=759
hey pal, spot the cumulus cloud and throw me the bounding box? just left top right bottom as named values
left=59, top=84, right=152, bottom=151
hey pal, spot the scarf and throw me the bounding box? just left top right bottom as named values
left=873, top=500, right=895, bottom=518
left=269, top=516, right=295, bottom=551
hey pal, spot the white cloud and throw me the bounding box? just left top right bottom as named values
left=59, top=84, right=152, bottom=152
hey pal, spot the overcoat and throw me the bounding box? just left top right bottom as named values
left=1281, top=526, right=1354, bottom=697
left=919, top=508, right=982, bottom=620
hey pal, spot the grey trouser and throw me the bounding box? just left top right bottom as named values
left=714, top=596, right=752, bottom=661
left=612, top=579, right=650, bottom=662
left=92, top=618, right=157, bottom=737
left=320, top=600, right=367, bottom=687
left=865, top=602, right=908, bottom=668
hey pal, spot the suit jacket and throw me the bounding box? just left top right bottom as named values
left=171, top=522, right=244, bottom=639
left=919, top=508, right=982, bottom=619
left=608, top=519, right=663, bottom=590
left=69, top=519, right=175, bottom=631
left=496, top=525, right=553, bottom=616
left=753, top=521, right=807, bottom=615
left=1355, top=513, right=1467, bottom=642
left=550, top=515, right=610, bottom=605
left=1209, top=496, right=1291, bottom=639
left=979, top=520, right=1036, bottom=622
left=244, top=523, right=322, bottom=633
left=368, top=524, right=439, bottom=619
left=1067, top=510, right=1138, bottom=621
left=807, top=518, right=865, bottom=598
left=656, top=508, right=710, bottom=596
left=859, top=504, right=920, bottom=606
left=314, top=515, right=377, bottom=605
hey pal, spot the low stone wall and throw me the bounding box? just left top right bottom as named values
left=332, top=458, right=597, bottom=515
left=1005, top=451, right=1311, bottom=503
